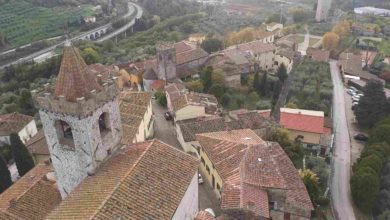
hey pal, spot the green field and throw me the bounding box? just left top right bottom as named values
left=0, top=1, right=94, bottom=47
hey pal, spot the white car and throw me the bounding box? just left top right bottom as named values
left=205, top=208, right=216, bottom=217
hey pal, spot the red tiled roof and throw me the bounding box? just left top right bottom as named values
left=47, top=140, right=199, bottom=219
left=0, top=164, right=61, bottom=219
left=197, top=130, right=313, bottom=218
left=174, top=41, right=196, bottom=54
left=259, top=110, right=325, bottom=134
left=26, top=130, right=49, bottom=156
left=0, top=113, right=33, bottom=136
left=194, top=211, right=216, bottom=220
left=54, top=46, right=102, bottom=102
left=281, top=112, right=324, bottom=134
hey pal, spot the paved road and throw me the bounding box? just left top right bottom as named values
left=97, top=3, right=143, bottom=42
left=151, top=100, right=222, bottom=214
left=0, top=1, right=142, bottom=69
left=152, top=100, right=182, bottom=150
left=298, top=26, right=310, bottom=55
left=329, top=60, right=356, bottom=220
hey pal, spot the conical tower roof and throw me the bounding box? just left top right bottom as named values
left=54, top=45, right=102, bottom=102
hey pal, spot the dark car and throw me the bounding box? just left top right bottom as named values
left=354, top=134, right=369, bottom=142
left=164, top=112, right=173, bottom=120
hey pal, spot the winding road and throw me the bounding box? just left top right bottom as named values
left=0, top=2, right=143, bottom=69
left=329, top=60, right=356, bottom=220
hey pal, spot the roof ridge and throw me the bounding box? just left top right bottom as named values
left=91, top=140, right=154, bottom=218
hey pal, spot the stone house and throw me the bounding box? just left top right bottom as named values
left=0, top=112, right=38, bottom=146
left=196, top=129, right=313, bottom=219
left=205, top=40, right=294, bottom=88
left=165, top=83, right=219, bottom=122
left=266, top=22, right=284, bottom=37
left=175, top=111, right=276, bottom=155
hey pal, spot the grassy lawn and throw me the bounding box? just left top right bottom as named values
left=309, top=37, right=320, bottom=47
left=0, top=1, right=94, bottom=47
left=379, top=40, right=390, bottom=57
left=295, top=35, right=305, bottom=44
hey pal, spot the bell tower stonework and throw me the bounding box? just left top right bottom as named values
left=32, top=44, right=122, bottom=198
left=156, top=42, right=177, bottom=81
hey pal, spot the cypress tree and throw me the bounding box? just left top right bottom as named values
left=253, top=71, right=261, bottom=94
left=0, top=156, right=12, bottom=193
left=10, top=133, right=35, bottom=177
left=355, top=80, right=388, bottom=128
left=259, top=72, right=268, bottom=96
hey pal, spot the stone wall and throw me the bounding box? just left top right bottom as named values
left=39, top=98, right=122, bottom=198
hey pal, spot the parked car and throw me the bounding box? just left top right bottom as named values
left=354, top=134, right=369, bottom=142
left=164, top=112, right=173, bottom=120
left=347, top=89, right=354, bottom=95
left=198, top=173, right=203, bottom=184
left=349, top=86, right=358, bottom=92
left=352, top=96, right=360, bottom=102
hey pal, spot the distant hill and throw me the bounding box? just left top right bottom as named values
left=336, top=0, right=390, bottom=10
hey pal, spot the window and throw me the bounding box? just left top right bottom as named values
left=55, top=120, right=75, bottom=150
left=284, top=213, right=291, bottom=220
left=98, top=112, right=112, bottom=141
left=217, top=183, right=221, bottom=190
left=201, top=157, right=205, bottom=166
left=206, top=165, right=210, bottom=174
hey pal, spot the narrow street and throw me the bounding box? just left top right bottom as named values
left=152, top=100, right=181, bottom=150
left=152, top=100, right=222, bottom=215
left=329, top=60, right=356, bottom=220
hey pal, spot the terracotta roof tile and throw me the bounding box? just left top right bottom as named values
left=54, top=46, right=102, bottom=102
left=196, top=130, right=313, bottom=217
left=119, top=91, right=152, bottom=144
left=26, top=130, right=49, bottom=156
left=176, top=48, right=209, bottom=65
left=0, top=164, right=61, bottom=220
left=47, top=140, right=199, bottom=219
left=0, top=113, right=33, bottom=136
left=307, top=48, right=330, bottom=62
left=194, top=211, right=216, bottom=220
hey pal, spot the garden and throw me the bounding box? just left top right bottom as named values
left=0, top=0, right=94, bottom=48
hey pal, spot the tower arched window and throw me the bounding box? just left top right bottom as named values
left=98, top=112, right=112, bottom=142
left=55, top=120, right=75, bottom=150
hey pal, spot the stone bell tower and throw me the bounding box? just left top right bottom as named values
left=32, top=42, right=122, bottom=198
left=156, top=42, right=177, bottom=81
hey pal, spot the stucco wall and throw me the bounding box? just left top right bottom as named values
left=40, top=98, right=122, bottom=198
left=175, top=105, right=206, bottom=121
left=275, top=54, right=293, bottom=73
left=199, top=146, right=223, bottom=198
left=172, top=172, right=199, bottom=220
left=18, top=120, right=38, bottom=143
left=287, top=129, right=321, bottom=145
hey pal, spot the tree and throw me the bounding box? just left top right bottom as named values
left=155, top=92, right=167, bottom=107
left=201, top=38, right=223, bottom=53
left=370, top=118, right=390, bottom=145
left=351, top=166, right=380, bottom=213
left=17, top=89, right=36, bottom=116
left=332, top=21, right=351, bottom=37
left=209, top=84, right=225, bottom=99
left=259, top=72, right=268, bottom=96
left=289, top=7, right=310, bottom=23
left=276, top=64, right=288, bottom=82
left=201, top=66, right=213, bottom=92
left=322, top=32, right=340, bottom=50
left=211, top=69, right=225, bottom=85
left=299, top=169, right=320, bottom=205
left=82, top=48, right=101, bottom=64
left=0, top=156, right=12, bottom=193
left=10, top=133, right=34, bottom=177
left=271, top=128, right=292, bottom=148
left=266, top=13, right=287, bottom=24
left=186, top=80, right=204, bottom=93
left=253, top=72, right=261, bottom=93
left=355, top=80, right=388, bottom=128
left=377, top=210, right=390, bottom=220
left=354, top=154, right=383, bottom=175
